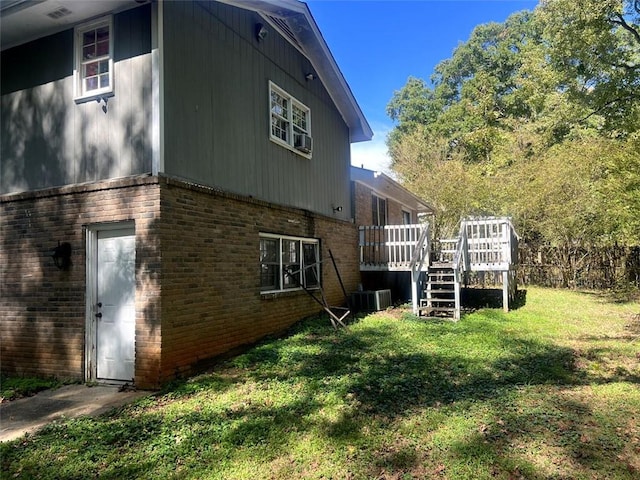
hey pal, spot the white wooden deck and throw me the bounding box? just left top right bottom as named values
left=358, top=224, right=430, bottom=272
left=359, top=218, right=518, bottom=274
left=358, top=217, right=519, bottom=317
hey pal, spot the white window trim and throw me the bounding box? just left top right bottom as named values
left=269, top=81, right=312, bottom=158
left=74, top=16, right=114, bottom=103
left=260, top=233, right=320, bottom=294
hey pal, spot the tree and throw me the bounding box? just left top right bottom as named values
left=536, top=0, right=640, bottom=135
left=386, top=0, right=640, bottom=260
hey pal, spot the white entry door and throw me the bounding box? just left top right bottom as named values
left=95, top=227, right=136, bottom=382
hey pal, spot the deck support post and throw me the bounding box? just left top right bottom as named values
left=502, top=270, right=509, bottom=312
left=411, top=268, right=420, bottom=315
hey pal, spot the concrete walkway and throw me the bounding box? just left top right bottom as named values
left=0, top=384, right=150, bottom=442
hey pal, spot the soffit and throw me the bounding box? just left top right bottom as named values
left=1, top=0, right=141, bottom=50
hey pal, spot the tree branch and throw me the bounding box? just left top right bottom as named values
left=610, top=13, right=640, bottom=45
left=580, top=93, right=640, bottom=123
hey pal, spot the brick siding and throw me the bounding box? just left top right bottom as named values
left=353, top=181, right=418, bottom=226
left=1, top=175, right=359, bottom=388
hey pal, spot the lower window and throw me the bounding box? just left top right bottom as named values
left=260, top=234, right=320, bottom=293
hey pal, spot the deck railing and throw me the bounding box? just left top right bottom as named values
left=460, top=217, right=518, bottom=271
left=359, top=224, right=430, bottom=271
left=358, top=217, right=518, bottom=273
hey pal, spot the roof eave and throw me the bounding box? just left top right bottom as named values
left=219, top=0, right=372, bottom=143
left=351, top=166, right=434, bottom=214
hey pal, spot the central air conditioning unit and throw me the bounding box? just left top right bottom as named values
left=349, top=289, right=392, bottom=312
left=294, top=133, right=312, bottom=153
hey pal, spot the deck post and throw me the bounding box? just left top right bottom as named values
left=502, top=270, right=509, bottom=312
left=411, top=268, right=419, bottom=315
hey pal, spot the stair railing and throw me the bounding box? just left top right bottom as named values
left=450, top=224, right=469, bottom=320
left=409, top=223, right=430, bottom=314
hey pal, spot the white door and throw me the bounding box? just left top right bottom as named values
left=95, top=227, right=136, bottom=382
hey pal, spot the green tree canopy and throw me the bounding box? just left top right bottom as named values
left=387, top=0, right=640, bottom=248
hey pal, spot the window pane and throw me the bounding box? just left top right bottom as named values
left=260, top=238, right=278, bottom=262
left=83, top=45, right=95, bottom=60
left=282, top=240, right=298, bottom=264
left=96, top=40, right=109, bottom=57
left=292, top=104, right=307, bottom=131
left=96, top=26, right=109, bottom=41
left=303, top=243, right=319, bottom=287
left=85, top=62, right=98, bottom=76
left=271, top=91, right=288, bottom=118
left=99, top=74, right=110, bottom=88
left=282, top=240, right=300, bottom=289
left=261, top=265, right=278, bottom=291
left=372, top=196, right=379, bottom=226
left=260, top=238, right=279, bottom=291
left=83, top=30, right=95, bottom=47
left=85, top=77, right=98, bottom=91
left=379, top=198, right=387, bottom=226
left=271, top=117, right=288, bottom=142
left=98, top=60, right=109, bottom=74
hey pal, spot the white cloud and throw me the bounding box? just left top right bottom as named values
left=350, top=121, right=395, bottom=176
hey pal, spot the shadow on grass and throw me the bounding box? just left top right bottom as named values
left=2, top=310, right=637, bottom=479
left=461, top=288, right=528, bottom=311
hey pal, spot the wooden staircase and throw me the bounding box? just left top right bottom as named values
left=420, top=262, right=460, bottom=319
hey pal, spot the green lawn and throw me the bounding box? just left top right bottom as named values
left=2, top=287, right=639, bottom=479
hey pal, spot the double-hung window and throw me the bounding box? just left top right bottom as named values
left=75, top=17, right=113, bottom=101
left=372, top=194, right=387, bottom=226
left=269, top=81, right=312, bottom=156
left=260, top=234, right=320, bottom=293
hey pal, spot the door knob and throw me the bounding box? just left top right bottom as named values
left=97, top=302, right=102, bottom=308
left=95, top=312, right=102, bottom=318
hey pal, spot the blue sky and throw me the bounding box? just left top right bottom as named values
left=306, top=0, right=539, bottom=172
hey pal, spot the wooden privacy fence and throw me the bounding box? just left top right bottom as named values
left=518, top=244, right=640, bottom=289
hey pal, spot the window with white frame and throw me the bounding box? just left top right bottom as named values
left=260, top=234, right=320, bottom=293
left=269, top=82, right=312, bottom=156
left=75, top=17, right=113, bottom=101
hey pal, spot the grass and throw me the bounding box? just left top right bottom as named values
left=0, top=376, right=62, bottom=402
left=2, top=286, right=639, bottom=479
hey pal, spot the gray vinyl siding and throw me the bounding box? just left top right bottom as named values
left=0, top=5, right=153, bottom=195
left=162, top=1, right=351, bottom=218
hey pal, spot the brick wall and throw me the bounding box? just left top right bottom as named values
left=157, top=176, right=359, bottom=383
left=0, top=176, right=162, bottom=386
left=1, top=175, right=359, bottom=388
left=353, top=181, right=417, bottom=226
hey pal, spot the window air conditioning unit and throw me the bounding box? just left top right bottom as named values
left=294, top=133, right=312, bottom=153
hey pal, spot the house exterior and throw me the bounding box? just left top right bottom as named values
left=351, top=166, right=433, bottom=302
left=351, top=166, right=433, bottom=227
left=0, top=0, right=372, bottom=389
left=351, top=167, right=519, bottom=317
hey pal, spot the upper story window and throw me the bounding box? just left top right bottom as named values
left=403, top=211, right=412, bottom=225
left=269, top=81, right=312, bottom=157
left=260, top=233, right=320, bottom=293
left=75, top=17, right=113, bottom=101
left=372, top=194, right=387, bottom=226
